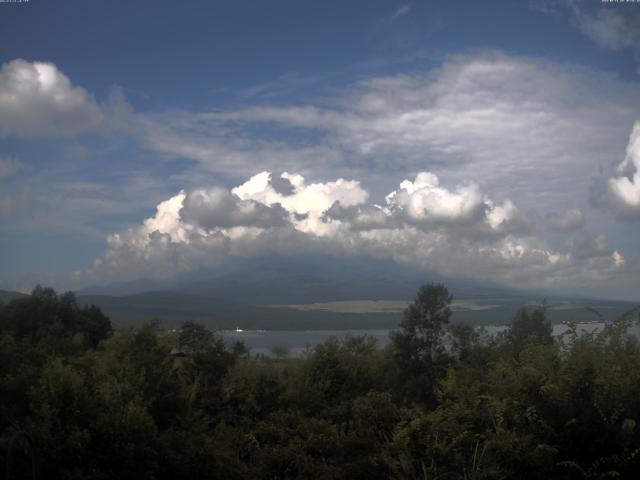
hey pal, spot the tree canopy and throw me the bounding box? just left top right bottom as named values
left=1, top=285, right=639, bottom=479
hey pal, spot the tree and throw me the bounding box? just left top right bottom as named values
left=0, top=287, right=111, bottom=351
left=392, top=283, right=453, bottom=361
left=78, top=305, right=112, bottom=348
left=390, top=283, right=452, bottom=405
left=506, top=306, right=553, bottom=355
left=177, top=321, right=215, bottom=351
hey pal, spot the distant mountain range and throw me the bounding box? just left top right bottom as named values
left=78, top=254, right=521, bottom=303
left=2, top=254, right=637, bottom=330
left=0, top=289, right=28, bottom=303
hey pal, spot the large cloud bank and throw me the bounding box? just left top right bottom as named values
left=79, top=171, right=627, bottom=292
left=1, top=55, right=638, bottom=296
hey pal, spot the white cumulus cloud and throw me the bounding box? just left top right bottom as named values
left=78, top=171, right=628, bottom=294
left=608, top=122, right=640, bottom=218
left=181, top=187, right=289, bottom=230
left=232, top=171, right=369, bottom=236
left=384, top=172, right=484, bottom=224
left=0, top=59, right=104, bottom=137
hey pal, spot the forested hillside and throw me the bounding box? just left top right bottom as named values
left=1, top=285, right=639, bottom=479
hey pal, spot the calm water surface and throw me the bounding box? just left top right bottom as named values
left=222, top=322, right=640, bottom=357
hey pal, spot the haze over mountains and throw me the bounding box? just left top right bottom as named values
left=80, top=255, right=481, bottom=301
left=4, top=255, right=634, bottom=330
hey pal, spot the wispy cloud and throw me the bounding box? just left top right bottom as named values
left=158, top=53, right=640, bottom=213
left=529, top=0, right=563, bottom=16
left=545, top=208, right=585, bottom=232
left=567, top=0, right=640, bottom=74
left=238, top=71, right=329, bottom=101
left=391, top=4, right=410, bottom=20
left=0, top=156, right=24, bottom=178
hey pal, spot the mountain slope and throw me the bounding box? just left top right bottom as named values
left=77, top=290, right=399, bottom=330
left=0, top=289, right=29, bottom=303
left=76, top=254, right=637, bottom=329
left=80, top=254, right=522, bottom=303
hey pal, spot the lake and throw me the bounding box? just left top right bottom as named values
left=221, top=322, right=640, bottom=357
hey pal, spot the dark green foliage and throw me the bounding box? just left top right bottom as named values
left=506, top=305, right=554, bottom=354
left=1, top=286, right=640, bottom=479
left=390, top=283, right=453, bottom=405
left=0, top=286, right=112, bottom=351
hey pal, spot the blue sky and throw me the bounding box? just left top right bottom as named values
left=1, top=0, right=640, bottom=299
